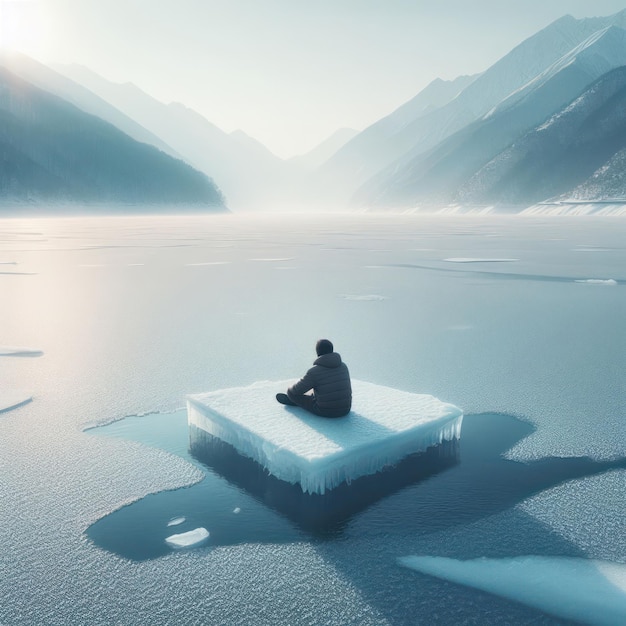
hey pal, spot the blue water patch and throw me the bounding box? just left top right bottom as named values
left=86, top=411, right=626, bottom=564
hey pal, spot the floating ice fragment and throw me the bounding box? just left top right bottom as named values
left=574, top=279, right=617, bottom=285
left=0, top=392, right=33, bottom=414
left=340, top=294, right=388, bottom=301
left=233, top=508, right=241, bottom=514
left=398, top=555, right=626, bottom=626
left=249, top=257, right=294, bottom=262
left=167, top=517, right=186, bottom=527
left=0, top=346, right=43, bottom=357
left=444, top=258, right=518, bottom=263
left=165, top=527, right=209, bottom=548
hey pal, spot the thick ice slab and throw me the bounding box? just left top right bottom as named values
left=187, top=380, right=463, bottom=494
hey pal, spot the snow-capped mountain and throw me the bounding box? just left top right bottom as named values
left=352, top=14, right=626, bottom=209
left=311, top=9, right=626, bottom=210
left=457, top=66, right=626, bottom=205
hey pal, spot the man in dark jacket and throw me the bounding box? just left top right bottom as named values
left=276, top=339, right=352, bottom=418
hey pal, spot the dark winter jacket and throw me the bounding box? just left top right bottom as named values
left=288, top=352, right=352, bottom=414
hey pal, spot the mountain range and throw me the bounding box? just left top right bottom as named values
left=3, top=9, right=626, bottom=213
left=346, top=10, right=626, bottom=210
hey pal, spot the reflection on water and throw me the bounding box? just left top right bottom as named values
left=189, top=425, right=460, bottom=533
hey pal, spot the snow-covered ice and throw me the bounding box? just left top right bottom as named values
left=187, top=380, right=463, bottom=494
left=398, top=555, right=626, bottom=626
left=0, top=392, right=32, bottom=413
left=167, top=517, right=186, bottom=527
left=165, top=527, right=210, bottom=549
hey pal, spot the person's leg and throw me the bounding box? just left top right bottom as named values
left=286, top=390, right=323, bottom=415
left=276, top=393, right=297, bottom=406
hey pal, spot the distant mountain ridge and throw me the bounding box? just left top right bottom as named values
left=0, top=66, right=225, bottom=210
left=289, top=128, right=358, bottom=171
left=0, top=52, right=180, bottom=160
left=356, top=24, right=626, bottom=207
left=459, top=66, right=626, bottom=204
left=54, top=64, right=298, bottom=210
left=312, top=74, right=478, bottom=204
left=347, top=9, right=626, bottom=210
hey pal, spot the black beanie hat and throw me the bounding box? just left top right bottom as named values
left=316, top=339, right=333, bottom=356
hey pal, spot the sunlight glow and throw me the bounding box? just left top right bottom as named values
left=0, top=0, right=43, bottom=54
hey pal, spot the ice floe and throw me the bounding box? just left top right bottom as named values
left=574, top=279, right=617, bottom=285
left=165, top=527, right=210, bottom=549
left=340, top=294, right=388, bottom=301
left=444, top=258, right=519, bottom=263
left=167, top=517, right=186, bottom=527
left=0, top=346, right=43, bottom=357
left=398, top=555, right=626, bottom=626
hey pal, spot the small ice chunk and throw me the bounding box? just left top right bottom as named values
left=249, top=257, right=294, bottom=262
left=574, top=279, right=617, bottom=285
left=0, top=392, right=32, bottom=414
left=444, top=258, right=518, bottom=263
left=398, top=555, right=626, bottom=626
left=167, top=517, right=186, bottom=527
left=0, top=346, right=43, bottom=357
left=340, top=294, right=388, bottom=301
left=233, top=507, right=241, bottom=514
left=165, top=527, right=209, bottom=548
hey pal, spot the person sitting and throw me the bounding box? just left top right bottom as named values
left=276, top=339, right=352, bottom=418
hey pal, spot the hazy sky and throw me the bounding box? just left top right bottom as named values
left=3, top=0, right=626, bottom=157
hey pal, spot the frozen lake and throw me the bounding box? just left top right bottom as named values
left=1, top=212, right=625, bottom=625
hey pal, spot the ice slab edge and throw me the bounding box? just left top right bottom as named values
left=187, top=380, right=463, bottom=494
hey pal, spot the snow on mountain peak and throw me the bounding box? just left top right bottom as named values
left=485, top=25, right=626, bottom=119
